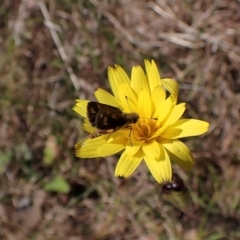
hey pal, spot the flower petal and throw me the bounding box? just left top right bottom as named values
left=97, top=141, right=125, bottom=156
left=151, top=85, right=166, bottom=109
left=108, top=65, right=132, bottom=100
left=94, top=88, right=121, bottom=107
left=125, top=145, right=141, bottom=156
left=106, top=128, right=129, bottom=142
left=161, top=78, right=179, bottom=100
left=162, top=140, right=194, bottom=170
left=117, top=83, right=138, bottom=112
left=144, top=148, right=172, bottom=183
left=164, top=103, right=186, bottom=127
left=82, top=119, right=95, bottom=133
left=73, top=100, right=89, bottom=118
left=131, top=65, right=150, bottom=94
left=145, top=59, right=161, bottom=93
left=138, top=89, right=153, bottom=118
left=161, top=119, right=210, bottom=139
left=154, top=95, right=174, bottom=124
left=142, top=141, right=161, bottom=160
left=76, top=136, right=125, bottom=158
left=115, top=150, right=143, bottom=177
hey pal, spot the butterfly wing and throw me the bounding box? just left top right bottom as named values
left=87, top=102, right=127, bottom=130
left=95, top=105, right=127, bottom=130
left=87, top=102, right=101, bottom=127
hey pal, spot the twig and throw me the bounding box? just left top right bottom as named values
left=38, top=2, right=93, bottom=95
left=89, top=0, right=150, bottom=50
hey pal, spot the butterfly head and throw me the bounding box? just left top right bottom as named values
left=123, top=112, right=139, bottom=123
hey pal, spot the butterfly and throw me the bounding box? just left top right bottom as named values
left=86, top=101, right=139, bottom=138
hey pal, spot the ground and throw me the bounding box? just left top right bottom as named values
left=0, top=0, right=240, bottom=239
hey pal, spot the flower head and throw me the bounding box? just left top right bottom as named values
left=73, top=60, right=209, bottom=183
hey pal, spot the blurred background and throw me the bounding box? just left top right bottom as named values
left=1, top=0, right=240, bottom=239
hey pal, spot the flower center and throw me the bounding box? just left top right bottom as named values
left=132, top=119, right=159, bottom=143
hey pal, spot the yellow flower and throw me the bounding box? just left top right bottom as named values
left=73, top=60, right=209, bottom=183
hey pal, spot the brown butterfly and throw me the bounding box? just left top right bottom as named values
left=86, top=101, right=139, bottom=138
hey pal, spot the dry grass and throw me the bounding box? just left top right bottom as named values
left=1, top=0, right=240, bottom=239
